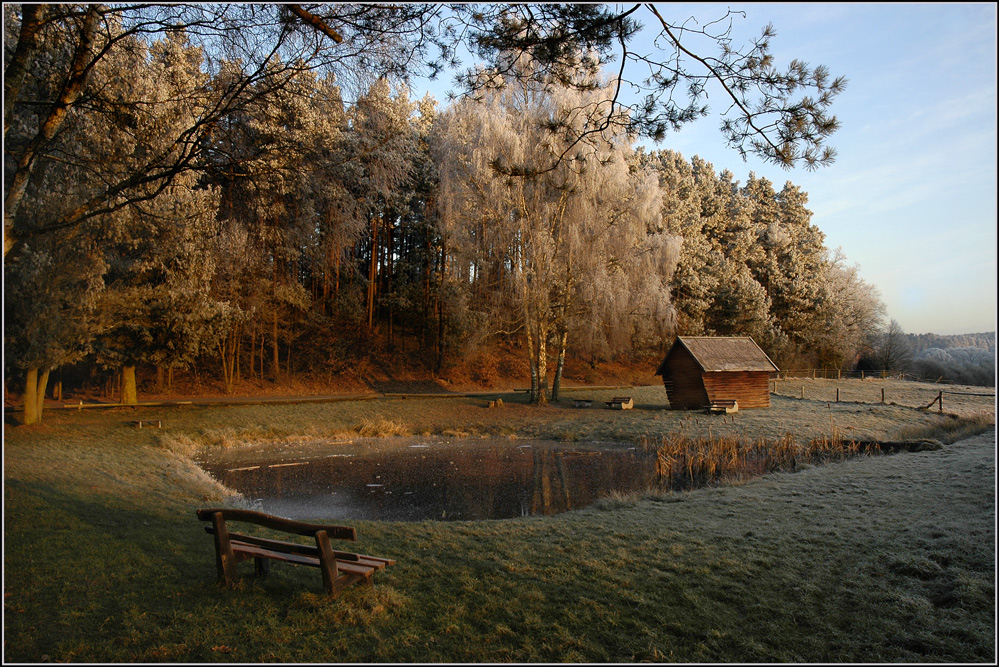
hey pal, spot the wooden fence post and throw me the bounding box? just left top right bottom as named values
left=881, top=388, right=885, bottom=404
left=836, top=388, right=840, bottom=402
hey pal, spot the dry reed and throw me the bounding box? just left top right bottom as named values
left=643, top=430, right=883, bottom=491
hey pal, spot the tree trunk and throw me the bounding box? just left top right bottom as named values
left=4, top=6, right=100, bottom=258
left=551, top=330, right=568, bottom=402
left=217, top=330, right=237, bottom=393
left=367, top=214, right=378, bottom=329
left=22, top=367, right=51, bottom=425
left=250, top=327, right=256, bottom=380
left=534, top=327, right=549, bottom=405
left=271, top=308, right=280, bottom=381
left=5, top=5, right=47, bottom=137
left=120, top=365, right=137, bottom=405
left=285, top=316, right=293, bottom=378
left=526, top=326, right=540, bottom=403
left=387, top=219, right=395, bottom=349
left=23, top=368, right=38, bottom=425
left=234, top=331, right=241, bottom=385
left=435, top=243, right=446, bottom=373
left=156, top=365, right=166, bottom=393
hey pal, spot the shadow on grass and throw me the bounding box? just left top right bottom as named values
left=4, top=478, right=367, bottom=661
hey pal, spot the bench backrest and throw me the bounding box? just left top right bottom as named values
left=196, top=508, right=356, bottom=541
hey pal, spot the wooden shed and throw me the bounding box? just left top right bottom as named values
left=655, top=336, right=778, bottom=410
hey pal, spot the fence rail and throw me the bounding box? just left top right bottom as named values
left=770, top=375, right=995, bottom=413
left=773, top=369, right=996, bottom=387
left=774, top=369, right=907, bottom=381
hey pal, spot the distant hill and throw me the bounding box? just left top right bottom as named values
left=904, top=332, right=996, bottom=386
left=905, top=332, right=996, bottom=354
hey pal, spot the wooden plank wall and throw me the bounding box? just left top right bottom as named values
left=702, top=371, right=771, bottom=408
left=661, top=347, right=710, bottom=409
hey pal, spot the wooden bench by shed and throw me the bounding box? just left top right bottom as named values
left=708, top=399, right=738, bottom=414
left=605, top=396, right=633, bottom=410
left=196, top=508, right=395, bottom=597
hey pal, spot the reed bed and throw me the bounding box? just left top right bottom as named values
left=643, top=430, right=892, bottom=491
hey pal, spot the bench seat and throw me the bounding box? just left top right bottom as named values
left=605, top=396, right=633, bottom=410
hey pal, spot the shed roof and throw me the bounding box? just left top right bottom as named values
left=657, top=336, right=779, bottom=374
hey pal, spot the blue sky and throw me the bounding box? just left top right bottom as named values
left=416, top=3, right=997, bottom=336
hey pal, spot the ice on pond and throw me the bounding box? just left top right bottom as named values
left=197, top=437, right=656, bottom=522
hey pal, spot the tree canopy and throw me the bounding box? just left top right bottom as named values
left=4, top=3, right=870, bottom=423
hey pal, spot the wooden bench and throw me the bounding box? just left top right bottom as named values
left=573, top=399, right=592, bottom=408
left=605, top=396, right=633, bottom=410
left=196, top=508, right=395, bottom=597
left=708, top=399, right=738, bottom=414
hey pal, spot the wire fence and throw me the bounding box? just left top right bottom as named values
left=773, top=368, right=995, bottom=386
left=770, top=371, right=995, bottom=415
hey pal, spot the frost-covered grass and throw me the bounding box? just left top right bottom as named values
left=3, top=379, right=995, bottom=662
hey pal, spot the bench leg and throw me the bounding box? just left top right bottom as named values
left=211, top=512, right=239, bottom=589
left=254, top=556, right=271, bottom=578
left=315, top=530, right=341, bottom=596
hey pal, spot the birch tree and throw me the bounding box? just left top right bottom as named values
left=436, top=53, right=677, bottom=403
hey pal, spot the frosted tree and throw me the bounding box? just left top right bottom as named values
left=436, top=53, right=677, bottom=403
left=203, top=218, right=257, bottom=392
left=643, top=149, right=881, bottom=367
left=92, top=178, right=221, bottom=404
left=704, top=259, right=775, bottom=343
left=4, top=19, right=220, bottom=414
left=874, top=318, right=913, bottom=372
left=567, top=156, right=680, bottom=379
left=3, top=3, right=444, bottom=259
left=203, top=66, right=402, bottom=385
left=455, top=4, right=845, bottom=172
left=77, top=31, right=223, bottom=403
left=811, top=253, right=886, bottom=369
left=344, top=78, right=417, bottom=331
left=645, top=151, right=727, bottom=337
left=4, top=238, right=102, bottom=424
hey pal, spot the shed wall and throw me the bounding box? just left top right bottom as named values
left=702, top=371, right=772, bottom=408
left=661, top=347, right=710, bottom=409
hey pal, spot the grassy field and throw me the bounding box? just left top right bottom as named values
left=4, top=379, right=996, bottom=662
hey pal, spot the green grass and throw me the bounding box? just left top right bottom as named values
left=4, top=382, right=996, bottom=662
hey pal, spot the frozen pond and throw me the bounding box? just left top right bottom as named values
left=196, top=437, right=657, bottom=521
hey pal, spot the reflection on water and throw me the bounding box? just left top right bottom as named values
left=196, top=438, right=657, bottom=521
